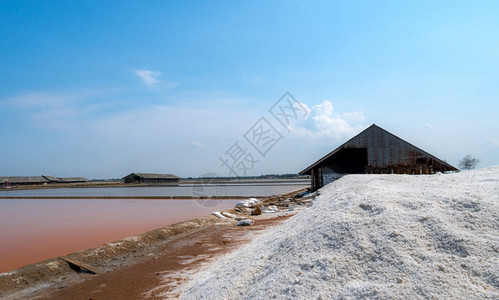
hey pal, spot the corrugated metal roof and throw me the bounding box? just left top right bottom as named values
left=0, top=176, right=49, bottom=184
left=1, top=175, right=89, bottom=184
left=123, top=173, right=179, bottom=179
left=57, top=177, right=89, bottom=182
left=299, top=124, right=458, bottom=174
left=42, top=175, right=59, bottom=182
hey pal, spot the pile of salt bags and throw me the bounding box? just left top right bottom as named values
left=262, top=205, right=279, bottom=213
left=211, top=211, right=227, bottom=219
left=221, top=211, right=236, bottom=218
left=237, top=219, right=254, bottom=226
left=235, top=198, right=258, bottom=208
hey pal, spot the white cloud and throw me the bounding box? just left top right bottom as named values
left=192, top=141, right=206, bottom=148
left=312, top=101, right=360, bottom=139
left=2, top=92, right=371, bottom=178
left=134, top=69, right=162, bottom=88
left=7, top=91, right=112, bottom=133
left=421, top=123, right=432, bottom=128
left=341, top=111, right=365, bottom=123
left=314, top=100, right=334, bottom=116
left=289, top=100, right=365, bottom=140
left=11, top=92, right=79, bottom=109
left=484, top=137, right=499, bottom=147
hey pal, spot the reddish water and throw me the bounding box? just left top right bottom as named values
left=0, top=198, right=239, bottom=273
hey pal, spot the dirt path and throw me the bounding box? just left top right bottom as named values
left=29, top=214, right=293, bottom=299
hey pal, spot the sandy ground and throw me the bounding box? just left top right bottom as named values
left=21, top=213, right=293, bottom=299
left=28, top=213, right=293, bottom=299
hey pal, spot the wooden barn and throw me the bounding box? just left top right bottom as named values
left=0, top=176, right=49, bottom=186
left=41, top=175, right=88, bottom=184
left=56, top=177, right=89, bottom=183
left=0, top=175, right=89, bottom=187
left=299, top=124, right=458, bottom=191
left=123, top=173, right=180, bottom=184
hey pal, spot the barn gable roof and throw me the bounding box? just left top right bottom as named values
left=122, top=173, right=179, bottom=180
left=1, top=175, right=89, bottom=184
left=299, top=124, right=457, bottom=175
left=57, top=177, right=89, bottom=183
left=0, top=176, right=49, bottom=184
left=42, top=175, right=59, bottom=182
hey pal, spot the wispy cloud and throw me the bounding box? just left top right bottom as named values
left=7, top=90, right=114, bottom=133
left=134, top=70, right=162, bottom=88
left=483, top=137, right=499, bottom=147
left=133, top=69, right=178, bottom=89
left=11, top=92, right=79, bottom=109
left=2, top=92, right=369, bottom=177
left=192, top=141, right=206, bottom=148
left=421, top=123, right=432, bottom=128
left=341, top=111, right=365, bottom=123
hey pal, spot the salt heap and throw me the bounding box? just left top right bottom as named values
left=180, top=167, right=499, bottom=299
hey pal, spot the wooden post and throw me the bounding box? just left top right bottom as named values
left=311, top=168, right=316, bottom=191
left=318, top=166, right=323, bottom=189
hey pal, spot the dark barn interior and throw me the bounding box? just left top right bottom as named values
left=321, top=148, right=368, bottom=174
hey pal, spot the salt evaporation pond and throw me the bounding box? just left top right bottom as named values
left=0, top=183, right=308, bottom=273
left=0, top=182, right=308, bottom=198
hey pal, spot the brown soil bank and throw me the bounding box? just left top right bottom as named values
left=0, top=215, right=218, bottom=298
left=0, top=188, right=308, bottom=299
left=34, top=214, right=293, bottom=299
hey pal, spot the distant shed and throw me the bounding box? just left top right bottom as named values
left=299, top=124, right=458, bottom=191
left=57, top=177, right=89, bottom=183
left=42, top=175, right=63, bottom=183
left=0, top=175, right=88, bottom=187
left=0, top=176, right=49, bottom=186
left=123, top=173, right=180, bottom=184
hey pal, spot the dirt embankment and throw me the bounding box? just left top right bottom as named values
left=0, top=215, right=219, bottom=298
left=33, top=214, right=294, bottom=299
left=0, top=188, right=309, bottom=299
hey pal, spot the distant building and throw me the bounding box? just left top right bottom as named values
left=56, top=177, right=89, bottom=183
left=42, top=175, right=59, bottom=183
left=42, top=175, right=88, bottom=184
left=299, top=124, right=458, bottom=191
left=0, top=176, right=49, bottom=186
left=123, top=173, right=180, bottom=184
left=0, top=175, right=88, bottom=187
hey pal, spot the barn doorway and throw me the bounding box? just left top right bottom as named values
left=322, top=148, right=368, bottom=174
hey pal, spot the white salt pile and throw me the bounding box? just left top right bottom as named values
left=179, top=166, right=499, bottom=299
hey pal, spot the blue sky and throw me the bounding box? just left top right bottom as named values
left=0, top=1, right=498, bottom=179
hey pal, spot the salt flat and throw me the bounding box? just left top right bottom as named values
left=179, top=167, right=499, bottom=299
